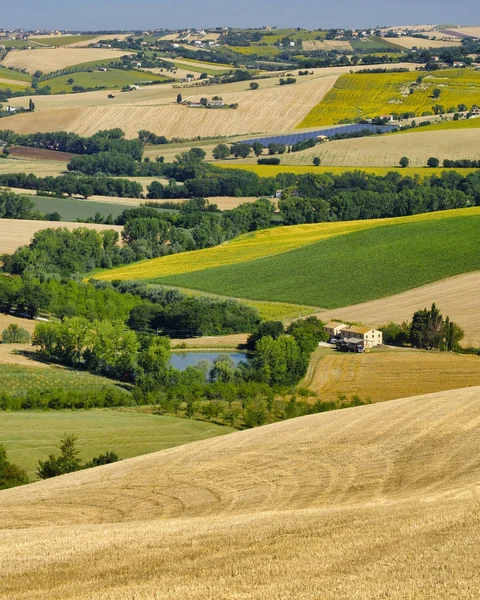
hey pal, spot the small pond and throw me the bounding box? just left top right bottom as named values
left=170, top=351, right=253, bottom=371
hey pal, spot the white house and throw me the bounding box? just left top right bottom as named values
left=341, top=326, right=383, bottom=348
left=324, top=321, right=349, bottom=338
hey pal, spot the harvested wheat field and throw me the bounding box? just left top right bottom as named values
left=282, top=128, right=480, bottom=166
left=0, top=219, right=123, bottom=255
left=0, top=157, right=68, bottom=177
left=7, top=146, right=77, bottom=161
left=452, top=26, right=480, bottom=38
left=304, top=347, right=480, bottom=402
left=66, top=34, right=131, bottom=47
left=1, top=386, right=480, bottom=599
left=3, top=75, right=339, bottom=138
left=1, top=48, right=131, bottom=74
left=391, top=36, right=461, bottom=49
left=0, top=343, right=43, bottom=367
left=316, top=272, right=480, bottom=347
left=303, top=40, right=353, bottom=52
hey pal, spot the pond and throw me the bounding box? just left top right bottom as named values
left=170, top=351, right=253, bottom=371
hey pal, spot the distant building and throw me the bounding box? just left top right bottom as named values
left=324, top=321, right=349, bottom=338
left=323, top=322, right=383, bottom=350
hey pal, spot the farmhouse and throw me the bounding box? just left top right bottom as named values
left=324, top=322, right=383, bottom=350
left=324, top=321, right=349, bottom=338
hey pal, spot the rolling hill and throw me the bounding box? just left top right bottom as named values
left=1, top=386, right=479, bottom=599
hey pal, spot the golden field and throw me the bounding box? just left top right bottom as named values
left=1, top=48, right=131, bottom=74
left=278, top=127, right=480, bottom=167
left=0, top=157, right=68, bottom=177
left=391, top=36, right=461, bottom=49
left=303, top=347, right=480, bottom=402
left=316, top=271, right=480, bottom=347
left=96, top=207, right=480, bottom=282
left=0, top=219, right=123, bottom=255
left=0, top=386, right=479, bottom=599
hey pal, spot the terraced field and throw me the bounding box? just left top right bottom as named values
left=298, top=68, right=480, bottom=127
left=1, top=386, right=479, bottom=599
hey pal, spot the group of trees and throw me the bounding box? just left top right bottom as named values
left=381, top=304, right=464, bottom=351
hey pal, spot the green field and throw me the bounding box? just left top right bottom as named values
left=403, top=117, right=480, bottom=133
left=0, top=364, right=128, bottom=396
left=0, top=39, right=36, bottom=49
left=217, top=163, right=478, bottom=178
left=350, top=36, right=403, bottom=51
left=32, top=196, right=132, bottom=221
left=298, top=69, right=480, bottom=127
left=255, top=29, right=326, bottom=44
left=149, top=212, right=480, bottom=308
left=170, top=59, right=232, bottom=75
left=0, top=410, right=233, bottom=478
left=229, top=46, right=280, bottom=58
left=0, top=67, right=31, bottom=82
left=43, top=68, right=168, bottom=93
left=29, top=35, right=97, bottom=47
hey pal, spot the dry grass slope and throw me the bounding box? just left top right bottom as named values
left=0, top=387, right=479, bottom=599
left=316, top=272, right=480, bottom=347
left=0, top=219, right=123, bottom=255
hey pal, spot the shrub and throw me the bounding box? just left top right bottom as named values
left=1, top=324, right=31, bottom=344
left=0, top=445, right=29, bottom=490
left=399, top=156, right=410, bottom=168
left=257, top=157, right=281, bottom=165
left=427, top=157, right=440, bottom=168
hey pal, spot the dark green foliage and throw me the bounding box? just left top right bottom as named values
left=0, top=189, right=37, bottom=219
left=84, top=451, right=120, bottom=468
left=427, top=157, right=440, bottom=168
left=380, top=321, right=411, bottom=346
left=247, top=321, right=285, bottom=350
left=258, top=157, right=281, bottom=165
left=0, top=444, right=29, bottom=490
left=0, top=387, right=133, bottom=411
left=37, top=433, right=82, bottom=479
left=410, top=303, right=464, bottom=351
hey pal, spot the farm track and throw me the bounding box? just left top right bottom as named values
left=0, top=387, right=479, bottom=598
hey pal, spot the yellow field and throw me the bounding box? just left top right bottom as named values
left=66, top=34, right=131, bottom=48
left=0, top=157, right=68, bottom=177
left=0, top=219, right=123, bottom=255
left=315, top=271, right=480, bottom=347
left=298, top=68, right=480, bottom=128
left=1, top=48, right=131, bottom=74
left=4, top=74, right=338, bottom=138
left=276, top=128, right=480, bottom=167
left=96, top=207, right=480, bottom=282
left=303, top=347, right=480, bottom=402
left=449, top=26, right=480, bottom=38
left=391, top=36, right=461, bottom=49
left=303, top=40, right=354, bottom=52
left=1, top=386, right=479, bottom=599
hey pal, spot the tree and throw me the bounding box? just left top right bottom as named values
left=1, top=324, right=31, bottom=344
left=432, top=88, right=441, bottom=99
left=313, top=157, right=321, bottom=167
left=29, top=98, right=35, bottom=112
left=399, top=156, right=410, bottom=168
left=427, top=157, right=440, bottom=168
left=251, top=142, right=264, bottom=157
left=37, top=434, right=83, bottom=479
left=176, top=93, right=183, bottom=104
left=230, top=143, right=251, bottom=159
left=212, top=143, right=230, bottom=160
left=84, top=451, right=120, bottom=468
left=250, top=82, right=259, bottom=90
left=0, top=445, right=29, bottom=490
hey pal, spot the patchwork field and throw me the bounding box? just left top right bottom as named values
left=3, top=73, right=339, bottom=138
left=0, top=219, right=123, bottom=255
left=123, top=211, right=480, bottom=309
left=1, top=387, right=479, bottom=599
left=42, top=69, right=168, bottom=94
left=298, top=69, right=480, bottom=127
left=1, top=48, right=132, bottom=74
left=315, top=271, right=480, bottom=347
left=303, top=347, right=480, bottom=402
left=0, top=411, right=233, bottom=479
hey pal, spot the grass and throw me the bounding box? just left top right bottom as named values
left=297, top=68, right=480, bottom=127
left=402, top=117, right=480, bottom=133
left=0, top=410, right=233, bottom=478
left=0, top=364, right=127, bottom=396
left=217, top=163, right=478, bottom=177
left=0, top=66, right=31, bottom=82
left=32, top=196, right=132, bottom=221
left=229, top=46, right=280, bottom=58
left=43, top=69, right=168, bottom=93
left=170, top=59, right=232, bottom=75
left=350, top=36, right=404, bottom=51
left=28, top=35, right=98, bottom=47
left=150, top=211, right=480, bottom=308
left=0, top=387, right=479, bottom=599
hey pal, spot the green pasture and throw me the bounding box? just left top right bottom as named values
left=153, top=213, right=480, bottom=308
left=350, top=36, right=403, bottom=51
left=229, top=46, right=280, bottom=58
left=28, top=35, right=98, bottom=47
left=0, top=364, right=128, bottom=396
left=43, top=68, right=168, bottom=93
left=403, top=117, right=480, bottom=133
left=0, top=410, right=234, bottom=478
left=32, top=196, right=132, bottom=221
left=0, top=67, right=31, bottom=83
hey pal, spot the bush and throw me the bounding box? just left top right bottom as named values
left=427, top=157, right=440, bottom=168
left=1, top=324, right=31, bottom=344
left=399, top=156, right=409, bottom=168
left=257, top=157, right=281, bottom=165
left=313, top=157, right=321, bottom=167
left=0, top=444, right=29, bottom=490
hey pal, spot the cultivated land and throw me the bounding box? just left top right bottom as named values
left=303, top=347, right=480, bottom=402
left=0, top=219, right=123, bottom=255
left=0, top=157, right=68, bottom=177
left=390, top=36, right=461, bottom=49
left=42, top=69, right=168, bottom=94
left=1, top=48, right=132, bottom=74
left=315, top=272, right=480, bottom=347
left=0, top=411, right=233, bottom=479
left=298, top=69, right=480, bottom=127
left=278, top=127, right=480, bottom=166
left=28, top=35, right=98, bottom=47
left=1, top=387, right=479, bottom=599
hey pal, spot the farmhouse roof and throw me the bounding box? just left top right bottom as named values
left=344, top=326, right=373, bottom=335
left=325, top=321, right=347, bottom=329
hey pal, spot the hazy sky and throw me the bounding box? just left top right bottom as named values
left=3, top=0, right=479, bottom=31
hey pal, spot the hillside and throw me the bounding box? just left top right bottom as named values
left=1, top=387, right=479, bottom=599
left=100, top=209, right=480, bottom=310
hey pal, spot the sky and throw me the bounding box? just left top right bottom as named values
left=3, top=0, right=479, bottom=31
